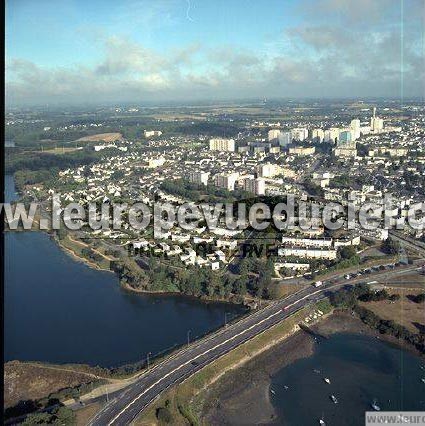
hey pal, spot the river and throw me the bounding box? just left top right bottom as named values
left=4, top=175, right=244, bottom=367
left=270, top=333, right=425, bottom=426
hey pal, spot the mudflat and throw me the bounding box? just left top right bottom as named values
left=201, top=311, right=413, bottom=424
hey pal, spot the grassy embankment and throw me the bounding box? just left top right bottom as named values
left=41, top=147, right=81, bottom=155
left=4, top=361, right=111, bottom=409
left=58, top=235, right=115, bottom=271
left=75, top=132, right=123, bottom=142
left=359, top=287, right=425, bottom=333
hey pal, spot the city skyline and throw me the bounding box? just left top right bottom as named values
left=6, top=0, right=425, bottom=106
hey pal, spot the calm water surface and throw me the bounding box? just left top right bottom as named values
left=4, top=176, right=244, bottom=367
left=270, top=333, right=425, bottom=426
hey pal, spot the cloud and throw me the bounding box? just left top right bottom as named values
left=6, top=0, right=425, bottom=107
left=95, top=36, right=167, bottom=76
left=298, top=0, right=424, bottom=26
left=282, top=19, right=424, bottom=97
left=286, top=26, right=354, bottom=53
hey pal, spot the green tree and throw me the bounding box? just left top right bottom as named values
left=52, top=407, right=75, bottom=425
left=339, top=246, right=357, bottom=260
left=233, top=279, right=247, bottom=296
left=22, top=413, right=52, bottom=425
left=381, top=237, right=401, bottom=254
left=204, top=270, right=217, bottom=297
left=156, top=407, right=173, bottom=423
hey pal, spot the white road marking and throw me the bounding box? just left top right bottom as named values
left=104, top=287, right=327, bottom=425
left=94, top=266, right=421, bottom=425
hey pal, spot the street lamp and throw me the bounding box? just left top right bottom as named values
left=187, top=330, right=191, bottom=347
left=146, top=352, right=152, bottom=371
left=224, top=312, right=231, bottom=327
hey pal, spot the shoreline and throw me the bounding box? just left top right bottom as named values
left=46, top=231, right=246, bottom=305
left=56, top=237, right=114, bottom=273
left=201, top=311, right=425, bottom=424
left=121, top=280, right=252, bottom=307
left=54, top=232, right=253, bottom=307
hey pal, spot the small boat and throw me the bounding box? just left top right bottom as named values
left=270, top=388, right=276, bottom=395
left=283, top=385, right=289, bottom=390
left=421, top=378, right=425, bottom=384
left=371, top=399, right=381, bottom=411
left=319, top=420, right=326, bottom=425
left=324, top=378, right=331, bottom=384
left=330, top=395, right=338, bottom=404
left=313, top=369, right=321, bottom=374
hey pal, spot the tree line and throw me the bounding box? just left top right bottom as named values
left=112, top=254, right=277, bottom=303
left=329, top=284, right=425, bottom=354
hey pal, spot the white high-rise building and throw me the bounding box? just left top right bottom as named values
left=279, top=131, right=292, bottom=146
left=370, top=108, right=384, bottom=133
left=311, top=128, right=325, bottom=142
left=350, top=119, right=361, bottom=140
left=257, top=163, right=282, bottom=178
left=324, top=127, right=340, bottom=143
left=209, top=138, right=236, bottom=152
left=291, top=128, right=308, bottom=141
left=214, top=173, right=239, bottom=191
left=243, top=177, right=265, bottom=195
left=268, top=129, right=291, bottom=146
left=268, top=129, right=281, bottom=141
left=188, top=171, right=210, bottom=186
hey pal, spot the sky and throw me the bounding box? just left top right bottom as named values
left=5, top=0, right=425, bottom=106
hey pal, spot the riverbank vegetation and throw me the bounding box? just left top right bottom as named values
left=112, top=252, right=277, bottom=303
left=330, top=285, right=425, bottom=353
left=52, top=228, right=276, bottom=307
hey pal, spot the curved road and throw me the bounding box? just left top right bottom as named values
left=89, top=264, right=423, bottom=425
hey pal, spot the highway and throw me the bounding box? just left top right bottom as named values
left=89, top=263, right=423, bottom=426
left=389, top=230, right=425, bottom=256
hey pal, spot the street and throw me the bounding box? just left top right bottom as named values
left=89, top=263, right=423, bottom=425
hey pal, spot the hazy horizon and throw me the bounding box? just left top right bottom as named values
left=6, top=96, right=425, bottom=112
